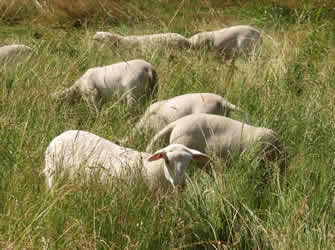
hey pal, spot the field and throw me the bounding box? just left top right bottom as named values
left=0, top=0, right=335, bottom=249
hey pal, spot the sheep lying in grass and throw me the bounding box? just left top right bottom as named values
left=132, top=93, right=246, bottom=135
left=0, top=44, right=34, bottom=62
left=52, top=59, right=157, bottom=112
left=44, top=130, right=209, bottom=189
left=188, top=25, right=262, bottom=59
left=146, top=113, right=284, bottom=167
left=93, top=31, right=191, bottom=49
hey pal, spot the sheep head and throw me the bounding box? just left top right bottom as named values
left=93, top=32, right=122, bottom=46
left=148, top=144, right=209, bottom=188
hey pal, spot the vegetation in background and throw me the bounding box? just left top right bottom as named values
left=0, top=0, right=334, bottom=249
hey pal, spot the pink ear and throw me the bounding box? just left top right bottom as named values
left=148, top=152, right=164, bottom=162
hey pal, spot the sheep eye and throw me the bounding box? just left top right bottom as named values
left=162, top=154, right=170, bottom=165
left=164, top=158, right=170, bottom=165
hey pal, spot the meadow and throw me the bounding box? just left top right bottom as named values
left=0, top=0, right=334, bottom=249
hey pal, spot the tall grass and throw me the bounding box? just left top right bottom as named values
left=0, top=0, right=335, bottom=249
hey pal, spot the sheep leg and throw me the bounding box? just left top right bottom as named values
left=126, top=92, right=136, bottom=107
left=82, top=88, right=102, bottom=113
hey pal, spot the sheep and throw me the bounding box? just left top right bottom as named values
left=44, top=130, right=209, bottom=189
left=0, top=44, right=34, bottom=62
left=146, top=113, right=284, bottom=168
left=188, top=25, right=262, bottom=59
left=52, top=59, right=158, bottom=112
left=93, top=31, right=191, bottom=49
left=131, top=93, right=246, bottom=136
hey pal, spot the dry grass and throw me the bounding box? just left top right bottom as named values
left=0, top=0, right=140, bottom=25
left=48, top=0, right=131, bottom=24
left=0, top=0, right=37, bottom=23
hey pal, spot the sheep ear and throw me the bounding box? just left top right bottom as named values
left=148, top=152, right=166, bottom=162
left=192, top=154, right=210, bottom=161
left=189, top=149, right=210, bottom=161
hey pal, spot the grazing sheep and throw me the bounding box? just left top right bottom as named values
left=188, top=25, right=262, bottom=59
left=44, top=130, right=209, bottom=189
left=93, top=31, right=191, bottom=49
left=133, top=93, right=246, bottom=135
left=146, top=113, right=284, bottom=166
left=0, top=44, right=34, bottom=62
left=52, top=59, right=157, bottom=112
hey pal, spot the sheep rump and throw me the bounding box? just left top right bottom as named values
left=0, top=44, right=34, bottom=62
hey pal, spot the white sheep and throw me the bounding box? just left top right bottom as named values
left=52, top=59, right=157, bottom=112
left=44, top=130, right=209, bottom=189
left=146, top=113, right=284, bottom=166
left=132, top=93, right=246, bottom=135
left=188, top=25, right=262, bottom=59
left=0, top=44, right=34, bottom=62
left=93, top=31, right=191, bottom=49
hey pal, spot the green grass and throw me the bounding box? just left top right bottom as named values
left=0, top=0, right=335, bottom=249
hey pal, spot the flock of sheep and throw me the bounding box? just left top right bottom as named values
left=1, top=25, right=286, bottom=191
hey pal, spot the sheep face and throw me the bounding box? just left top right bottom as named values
left=148, top=144, right=209, bottom=188
left=93, top=32, right=121, bottom=46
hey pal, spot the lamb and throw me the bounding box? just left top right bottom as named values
left=0, top=44, right=34, bottom=62
left=52, top=59, right=157, bottom=112
left=188, top=25, right=262, bottom=59
left=93, top=31, right=191, bottom=49
left=146, top=113, right=284, bottom=166
left=44, top=130, right=209, bottom=189
left=133, top=93, right=246, bottom=135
